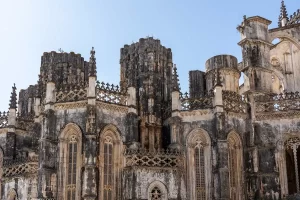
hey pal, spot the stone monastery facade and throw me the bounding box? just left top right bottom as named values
left=1, top=1, right=300, bottom=200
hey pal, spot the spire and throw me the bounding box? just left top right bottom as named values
left=279, top=0, right=289, bottom=27
left=172, top=64, right=180, bottom=92
left=9, top=83, right=17, bottom=109
left=89, top=47, right=97, bottom=77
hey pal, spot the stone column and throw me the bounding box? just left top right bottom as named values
left=38, top=78, right=57, bottom=198
left=82, top=48, right=98, bottom=200
left=6, top=83, right=17, bottom=159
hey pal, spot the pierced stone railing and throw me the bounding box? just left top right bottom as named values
left=222, top=90, right=248, bottom=114
left=56, top=84, right=87, bottom=103
left=0, top=111, right=8, bottom=128
left=3, top=156, right=38, bottom=177
left=288, top=9, right=300, bottom=25
left=180, top=91, right=214, bottom=111
left=255, top=91, right=300, bottom=113
left=124, top=148, right=184, bottom=168
left=96, top=81, right=127, bottom=106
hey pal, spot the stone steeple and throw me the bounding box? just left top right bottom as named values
left=9, top=83, right=17, bottom=109
left=89, top=47, right=97, bottom=77
left=279, top=0, right=289, bottom=27
left=172, top=64, right=180, bottom=92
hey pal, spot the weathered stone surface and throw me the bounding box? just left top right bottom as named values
left=0, top=2, right=300, bottom=199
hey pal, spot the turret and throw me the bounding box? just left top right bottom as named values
left=237, top=16, right=273, bottom=94
left=189, top=70, right=206, bottom=98
left=205, top=55, right=240, bottom=92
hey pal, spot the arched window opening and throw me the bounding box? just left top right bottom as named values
left=227, top=132, right=243, bottom=200
left=99, top=125, right=122, bottom=200
left=58, top=123, right=82, bottom=200
left=186, top=129, right=211, bottom=200
left=150, top=187, right=162, bottom=200
left=66, top=135, right=78, bottom=200
left=195, top=144, right=206, bottom=200
left=285, top=137, right=300, bottom=194
left=103, top=136, right=113, bottom=200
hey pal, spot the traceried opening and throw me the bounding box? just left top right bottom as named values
left=66, top=135, right=78, bottom=200
left=150, top=187, right=163, bottom=200
left=228, top=145, right=238, bottom=199
left=228, top=132, right=242, bottom=200
left=285, top=137, right=300, bottom=195
left=195, top=146, right=206, bottom=200
left=103, top=136, right=114, bottom=200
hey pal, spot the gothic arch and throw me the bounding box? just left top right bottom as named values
left=7, top=189, right=17, bottom=200
left=147, top=181, right=168, bottom=200
left=277, top=136, right=300, bottom=196
left=98, top=124, right=123, bottom=199
left=186, top=128, right=212, bottom=200
left=227, top=131, right=243, bottom=200
left=269, top=31, right=300, bottom=50
left=58, top=123, right=83, bottom=200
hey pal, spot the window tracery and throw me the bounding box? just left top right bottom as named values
left=66, top=135, right=78, bottom=200
left=103, top=136, right=113, bottom=200
left=99, top=125, right=122, bottom=200
left=150, top=187, right=163, bottom=200
left=58, top=123, right=82, bottom=200
left=285, top=137, right=300, bottom=194
left=227, top=132, right=242, bottom=200
left=186, top=129, right=211, bottom=200
left=195, top=141, right=206, bottom=200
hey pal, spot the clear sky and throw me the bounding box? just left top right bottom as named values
left=0, top=0, right=298, bottom=111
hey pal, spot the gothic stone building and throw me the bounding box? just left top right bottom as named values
left=0, top=2, right=300, bottom=200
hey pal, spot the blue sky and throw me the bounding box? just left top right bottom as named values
left=0, top=0, right=298, bottom=111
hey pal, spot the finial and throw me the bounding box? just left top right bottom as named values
left=9, top=83, right=17, bottom=109
left=279, top=0, right=289, bottom=27
left=172, top=64, right=180, bottom=92
left=89, top=47, right=97, bottom=77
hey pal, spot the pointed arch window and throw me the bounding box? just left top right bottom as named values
left=186, top=129, right=211, bottom=200
left=99, top=126, right=122, bottom=200
left=58, top=124, right=82, bottom=200
left=227, top=132, right=243, bottom=200
left=103, top=136, right=113, bottom=199
left=195, top=143, right=206, bottom=199
left=66, top=135, right=78, bottom=200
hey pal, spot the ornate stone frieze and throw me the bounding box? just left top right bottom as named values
left=124, top=148, right=184, bottom=168
left=256, top=111, right=300, bottom=120
left=96, top=101, right=128, bottom=113
left=54, top=101, right=87, bottom=110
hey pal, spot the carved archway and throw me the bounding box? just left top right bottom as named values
left=227, top=131, right=243, bottom=200
left=58, top=123, right=83, bottom=200
left=285, top=137, right=300, bottom=195
left=186, top=128, right=212, bottom=200
left=98, top=124, right=123, bottom=200
left=269, top=31, right=300, bottom=50
left=147, top=181, right=168, bottom=200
